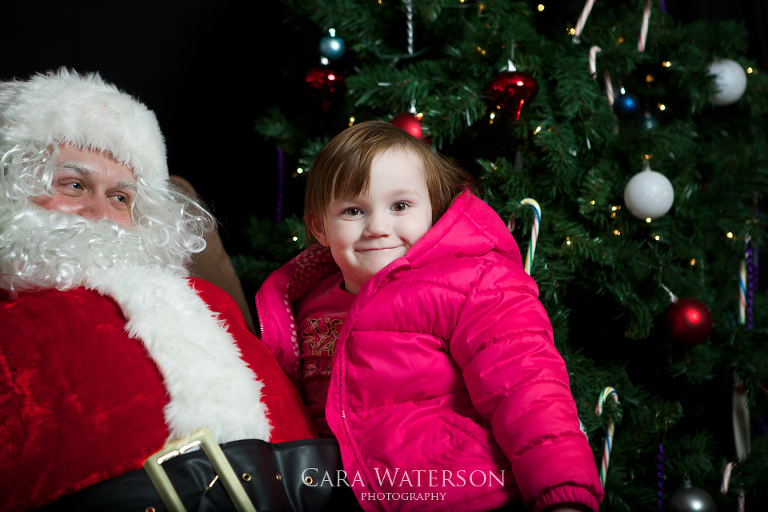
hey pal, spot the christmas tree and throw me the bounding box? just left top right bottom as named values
left=233, top=0, right=768, bottom=509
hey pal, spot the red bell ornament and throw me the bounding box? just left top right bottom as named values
left=390, top=112, right=426, bottom=141
left=305, top=65, right=346, bottom=112
left=487, top=71, right=539, bottom=121
left=663, top=298, right=713, bottom=346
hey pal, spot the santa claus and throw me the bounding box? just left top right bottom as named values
left=0, top=70, right=333, bottom=511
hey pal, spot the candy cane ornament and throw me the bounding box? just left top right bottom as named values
left=574, top=0, right=651, bottom=52
left=578, top=0, right=652, bottom=107
left=572, top=0, right=596, bottom=43
left=596, top=386, right=620, bottom=488
left=721, top=462, right=735, bottom=495
left=739, top=256, right=747, bottom=325
left=638, top=0, right=652, bottom=52
left=731, top=235, right=752, bottom=512
left=589, top=46, right=615, bottom=106
left=520, top=198, right=541, bottom=275
left=739, top=236, right=753, bottom=327
left=721, top=462, right=745, bottom=512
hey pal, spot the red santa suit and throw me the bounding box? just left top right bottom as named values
left=0, top=273, right=317, bottom=511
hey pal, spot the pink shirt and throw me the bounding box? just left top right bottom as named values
left=294, top=272, right=354, bottom=437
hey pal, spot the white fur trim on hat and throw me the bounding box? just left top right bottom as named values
left=0, top=68, right=167, bottom=184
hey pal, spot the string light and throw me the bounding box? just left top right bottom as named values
left=348, top=117, right=355, bottom=126
left=657, top=103, right=666, bottom=111
left=533, top=126, right=542, bottom=134
left=292, top=236, right=299, bottom=242
left=645, top=218, right=652, bottom=223
left=296, top=167, right=304, bottom=175
left=690, top=258, right=696, bottom=266
left=654, top=235, right=660, bottom=241
left=565, top=237, right=572, bottom=246
left=727, top=232, right=735, bottom=238
left=613, top=230, right=621, bottom=236
left=662, top=61, right=672, bottom=67
left=537, top=4, right=545, bottom=11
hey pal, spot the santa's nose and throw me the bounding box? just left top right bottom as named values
left=78, top=196, right=113, bottom=222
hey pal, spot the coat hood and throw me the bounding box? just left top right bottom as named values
left=398, top=190, right=521, bottom=271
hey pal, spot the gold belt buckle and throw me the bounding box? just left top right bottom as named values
left=143, top=428, right=257, bottom=512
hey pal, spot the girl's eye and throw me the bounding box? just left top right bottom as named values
left=343, top=207, right=362, bottom=216
left=392, top=202, right=409, bottom=212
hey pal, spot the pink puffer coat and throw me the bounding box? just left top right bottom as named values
left=256, top=192, right=603, bottom=512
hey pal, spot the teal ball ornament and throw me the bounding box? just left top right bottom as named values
left=319, top=35, right=346, bottom=61
left=637, top=111, right=659, bottom=131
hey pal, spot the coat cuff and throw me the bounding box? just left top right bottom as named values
left=531, top=485, right=600, bottom=512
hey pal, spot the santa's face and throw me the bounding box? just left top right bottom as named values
left=30, top=144, right=137, bottom=226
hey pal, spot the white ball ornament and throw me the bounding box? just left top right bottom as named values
left=707, top=58, right=747, bottom=106
left=624, top=168, right=674, bottom=220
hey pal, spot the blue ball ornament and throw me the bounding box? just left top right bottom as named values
left=319, top=34, right=346, bottom=61
left=613, top=92, right=640, bottom=119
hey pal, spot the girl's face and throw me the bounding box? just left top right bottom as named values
left=314, top=147, right=433, bottom=294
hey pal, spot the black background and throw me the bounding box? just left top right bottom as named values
left=2, top=0, right=766, bottom=256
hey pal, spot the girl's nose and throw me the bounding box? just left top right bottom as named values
left=363, top=210, right=391, bottom=237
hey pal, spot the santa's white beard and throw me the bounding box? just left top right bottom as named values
left=0, top=204, right=273, bottom=443
left=0, top=203, right=178, bottom=293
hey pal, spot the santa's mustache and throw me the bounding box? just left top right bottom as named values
left=0, top=204, right=163, bottom=293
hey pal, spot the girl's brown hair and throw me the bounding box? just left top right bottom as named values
left=304, top=120, right=475, bottom=242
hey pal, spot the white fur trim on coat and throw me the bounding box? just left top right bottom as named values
left=85, top=264, right=272, bottom=444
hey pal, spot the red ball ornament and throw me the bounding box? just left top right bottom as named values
left=663, top=298, right=713, bottom=346
left=390, top=112, right=427, bottom=142
left=305, top=65, right=346, bottom=112
left=487, top=71, right=539, bottom=121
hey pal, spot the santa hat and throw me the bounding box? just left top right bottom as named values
left=0, top=68, right=167, bottom=184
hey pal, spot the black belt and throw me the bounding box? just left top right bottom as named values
left=36, top=430, right=352, bottom=512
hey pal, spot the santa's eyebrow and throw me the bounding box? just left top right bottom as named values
left=55, top=161, right=93, bottom=175
left=54, top=161, right=138, bottom=191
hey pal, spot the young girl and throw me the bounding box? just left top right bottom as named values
left=255, top=121, right=603, bottom=512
